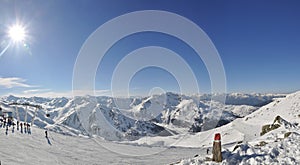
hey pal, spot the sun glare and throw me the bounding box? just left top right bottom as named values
left=8, top=24, right=26, bottom=42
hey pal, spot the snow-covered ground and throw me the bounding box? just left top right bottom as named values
left=0, top=125, right=202, bottom=165
left=176, top=132, right=300, bottom=165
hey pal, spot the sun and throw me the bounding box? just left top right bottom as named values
left=8, top=24, right=26, bottom=42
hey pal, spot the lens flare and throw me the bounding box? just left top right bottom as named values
left=8, top=24, right=26, bottom=42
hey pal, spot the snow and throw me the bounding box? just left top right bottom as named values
left=0, top=92, right=276, bottom=141
left=0, top=124, right=203, bottom=164
left=1, top=91, right=297, bottom=164
left=175, top=132, right=300, bottom=165
left=171, top=91, right=300, bottom=164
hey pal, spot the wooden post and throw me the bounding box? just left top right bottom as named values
left=212, top=133, right=222, bottom=162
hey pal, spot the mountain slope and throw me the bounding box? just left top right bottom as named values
left=128, top=91, right=300, bottom=148
left=167, top=91, right=300, bottom=164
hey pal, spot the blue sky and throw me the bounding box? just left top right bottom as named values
left=0, top=0, right=300, bottom=97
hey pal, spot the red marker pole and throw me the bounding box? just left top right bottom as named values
left=212, top=133, right=222, bottom=162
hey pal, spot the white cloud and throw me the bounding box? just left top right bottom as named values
left=23, top=89, right=51, bottom=94
left=10, top=89, right=112, bottom=98
left=0, top=77, right=33, bottom=88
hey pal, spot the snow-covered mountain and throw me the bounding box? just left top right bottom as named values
left=1, top=91, right=300, bottom=164
left=0, top=92, right=283, bottom=141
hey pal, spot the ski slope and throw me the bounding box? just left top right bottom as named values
left=0, top=125, right=203, bottom=165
